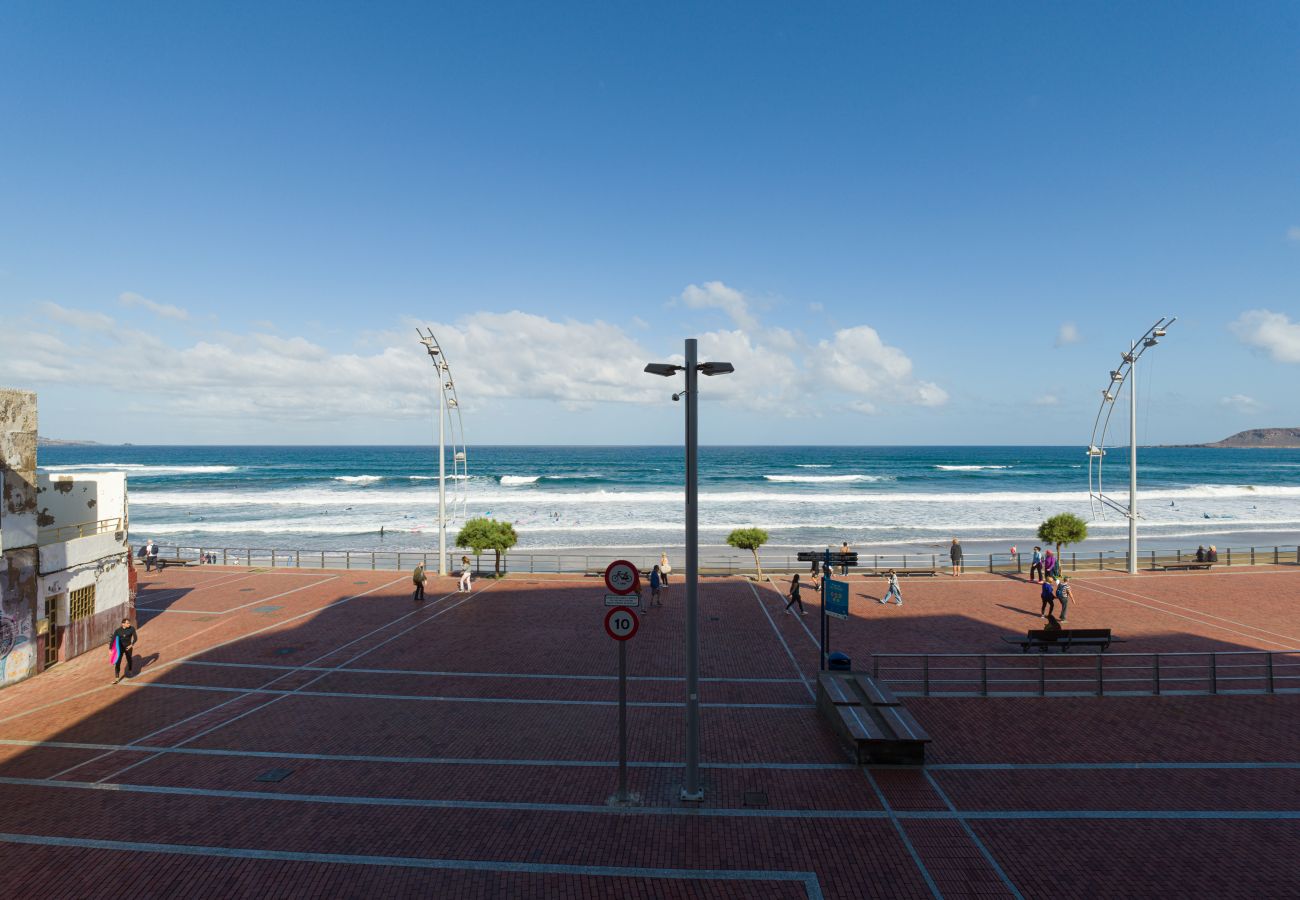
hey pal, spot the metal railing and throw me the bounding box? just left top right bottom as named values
left=871, top=650, right=1300, bottom=697
left=39, top=517, right=125, bottom=545
left=139, top=542, right=1300, bottom=575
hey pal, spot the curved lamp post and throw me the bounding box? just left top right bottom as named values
left=645, top=338, right=733, bottom=802
left=1088, top=317, right=1175, bottom=574
left=418, top=328, right=469, bottom=576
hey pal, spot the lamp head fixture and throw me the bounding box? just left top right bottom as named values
left=644, top=363, right=684, bottom=377
left=699, top=361, right=734, bottom=376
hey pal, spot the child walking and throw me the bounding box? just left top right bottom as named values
left=459, top=555, right=472, bottom=592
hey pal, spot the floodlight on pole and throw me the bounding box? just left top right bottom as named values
left=644, top=338, right=733, bottom=803
left=417, top=328, right=469, bottom=576
left=1087, top=317, right=1176, bottom=574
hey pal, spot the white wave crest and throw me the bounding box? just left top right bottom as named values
left=934, top=465, right=1011, bottom=471
left=500, top=475, right=541, bottom=485
left=764, top=474, right=892, bottom=483
left=43, top=463, right=239, bottom=475
left=333, top=475, right=383, bottom=484
left=795, top=464, right=833, bottom=468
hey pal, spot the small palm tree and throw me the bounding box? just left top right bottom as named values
left=1036, top=513, right=1088, bottom=560
left=726, top=527, right=770, bottom=582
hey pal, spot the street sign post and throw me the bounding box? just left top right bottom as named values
left=825, top=577, right=849, bottom=620
left=605, top=604, right=639, bottom=805
left=604, top=560, right=640, bottom=596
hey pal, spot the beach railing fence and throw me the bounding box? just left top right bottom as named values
left=146, top=543, right=1300, bottom=575
left=871, top=649, right=1300, bottom=697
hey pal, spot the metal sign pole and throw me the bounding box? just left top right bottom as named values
left=618, top=639, right=628, bottom=802
left=821, top=548, right=830, bottom=670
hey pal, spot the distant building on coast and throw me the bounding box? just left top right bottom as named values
left=1, top=388, right=132, bottom=689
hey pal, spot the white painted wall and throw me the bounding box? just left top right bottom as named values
left=36, top=470, right=130, bottom=619
left=36, top=471, right=127, bottom=531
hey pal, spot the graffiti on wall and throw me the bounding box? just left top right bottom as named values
left=0, top=591, right=34, bottom=686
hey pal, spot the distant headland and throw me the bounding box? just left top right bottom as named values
left=36, top=436, right=103, bottom=447
left=1173, top=428, right=1300, bottom=449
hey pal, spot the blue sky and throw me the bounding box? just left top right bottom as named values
left=1, top=1, right=1297, bottom=445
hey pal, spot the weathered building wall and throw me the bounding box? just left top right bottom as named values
left=0, top=388, right=39, bottom=688
left=37, top=471, right=131, bottom=666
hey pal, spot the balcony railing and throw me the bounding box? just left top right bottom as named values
left=38, top=517, right=125, bottom=545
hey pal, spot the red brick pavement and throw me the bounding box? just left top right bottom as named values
left=0, top=565, right=1295, bottom=898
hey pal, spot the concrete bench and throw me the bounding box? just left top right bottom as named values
left=817, top=672, right=929, bottom=765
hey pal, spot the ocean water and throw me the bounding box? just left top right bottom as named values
left=37, top=445, right=1300, bottom=554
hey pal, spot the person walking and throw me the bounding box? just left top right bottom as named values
left=459, top=555, right=473, bottom=592
left=650, top=564, right=663, bottom=608
left=785, top=574, right=806, bottom=615
left=809, top=556, right=821, bottom=590
left=110, top=617, right=137, bottom=683
left=1029, top=546, right=1043, bottom=582
left=1056, top=576, right=1072, bottom=623
left=949, top=538, right=963, bottom=577
left=144, top=539, right=159, bottom=573
left=412, top=563, right=426, bottom=601
left=1039, top=577, right=1056, bottom=619
left=839, top=541, right=851, bottom=575
left=1042, top=547, right=1057, bottom=580
left=659, top=552, right=672, bottom=585
left=880, top=569, right=902, bottom=606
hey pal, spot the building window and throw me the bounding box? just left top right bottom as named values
left=70, top=585, right=96, bottom=621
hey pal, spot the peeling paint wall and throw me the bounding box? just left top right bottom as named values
left=1, top=389, right=39, bottom=688
left=36, top=471, right=126, bottom=536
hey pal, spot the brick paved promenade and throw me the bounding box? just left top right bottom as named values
left=1, top=564, right=1297, bottom=898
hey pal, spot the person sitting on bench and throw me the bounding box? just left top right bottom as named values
left=1195, top=545, right=1206, bottom=563
left=1207, top=545, right=1219, bottom=563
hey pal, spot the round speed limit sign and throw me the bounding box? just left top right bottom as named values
left=604, top=560, right=639, bottom=595
left=604, top=606, right=639, bottom=641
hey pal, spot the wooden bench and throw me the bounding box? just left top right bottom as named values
left=816, top=672, right=929, bottom=765
left=1001, top=628, right=1124, bottom=653
left=1157, top=562, right=1213, bottom=571
left=154, top=556, right=197, bottom=570
left=860, top=568, right=937, bottom=578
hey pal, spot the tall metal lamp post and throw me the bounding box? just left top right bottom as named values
left=418, top=328, right=469, bottom=576
left=1088, top=317, right=1175, bottom=574
left=645, top=338, right=733, bottom=802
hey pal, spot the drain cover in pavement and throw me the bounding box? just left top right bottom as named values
left=255, top=768, right=293, bottom=783
left=274, top=646, right=299, bottom=656
left=354, top=581, right=368, bottom=585
left=239, top=588, right=255, bottom=592
left=252, top=605, right=282, bottom=614
left=742, top=791, right=769, bottom=808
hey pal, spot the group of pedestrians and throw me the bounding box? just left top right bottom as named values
left=411, top=556, right=475, bottom=600
left=1038, top=574, right=1073, bottom=622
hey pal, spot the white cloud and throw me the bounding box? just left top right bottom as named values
left=1219, top=394, right=1260, bottom=411
left=1032, top=394, right=1060, bottom=407
left=0, top=287, right=945, bottom=424
left=1287, top=226, right=1300, bottom=242
left=809, top=301, right=824, bottom=313
left=679, top=281, right=756, bottom=330
left=1055, top=322, right=1081, bottom=346
left=1232, top=309, right=1300, bottom=363
left=119, top=291, right=189, bottom=321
